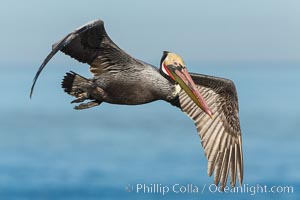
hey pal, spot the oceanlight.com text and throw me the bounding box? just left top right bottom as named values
left=124, top=183, right=294, bottom=196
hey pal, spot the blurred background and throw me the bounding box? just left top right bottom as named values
left=0, top=0, right=299, bottom=199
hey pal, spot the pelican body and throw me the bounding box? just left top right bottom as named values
left=30, top=19, right=243, bottom=190
left=88, top=61, right=178, bottom=105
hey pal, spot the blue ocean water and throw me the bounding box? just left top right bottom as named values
left=0, top=62, right=299, bottom=199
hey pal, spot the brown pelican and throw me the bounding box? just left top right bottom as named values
left=30, top=19, right=243, bottom=190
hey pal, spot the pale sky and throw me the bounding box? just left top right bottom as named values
left=1, top=0, right=299, bottom=66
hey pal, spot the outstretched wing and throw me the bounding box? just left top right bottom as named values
left=177, top=73, right=243, bottom=190
left=30, top=19, right=144, bottom=97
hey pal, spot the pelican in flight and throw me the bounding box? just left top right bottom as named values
left=30, top=19, right=243, bottom=190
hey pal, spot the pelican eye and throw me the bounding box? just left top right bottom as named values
left=179, top=63, right=185, bottom=68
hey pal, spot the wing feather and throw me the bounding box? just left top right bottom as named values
left=177, top=73, right=243, bottom=190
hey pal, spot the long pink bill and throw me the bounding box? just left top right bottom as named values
left=174, top=68, right=213, bottom=118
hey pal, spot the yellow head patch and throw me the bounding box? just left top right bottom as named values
left=163, top=52, right=186, bottom=68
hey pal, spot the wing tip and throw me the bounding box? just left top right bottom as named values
left=29, top=86, right=34, bottom=99
left=30, top=68, right=42, bottom=99
left=29, top=88, right=33, bottom=99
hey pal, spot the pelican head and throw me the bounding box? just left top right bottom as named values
left=160, top=51, right=213, bottom=118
